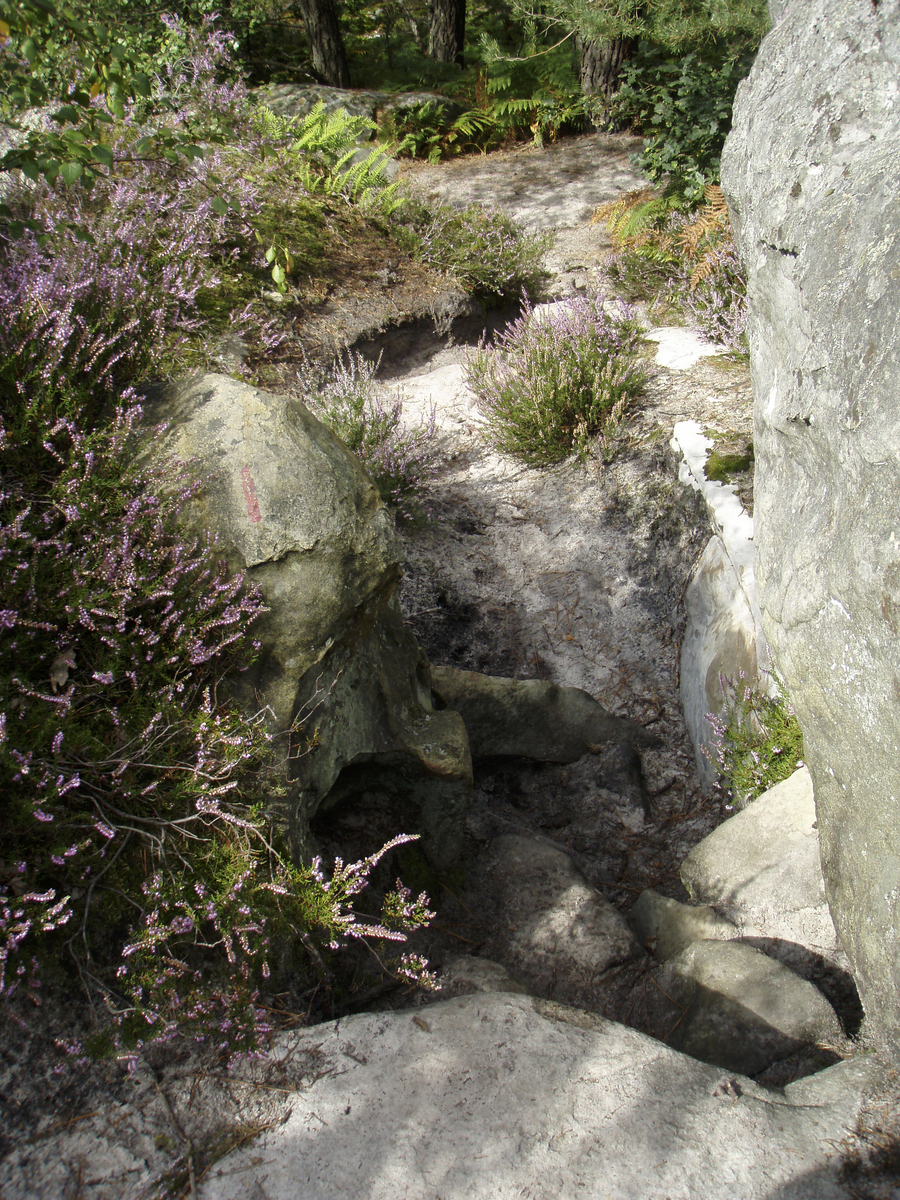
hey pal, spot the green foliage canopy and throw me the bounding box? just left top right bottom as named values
left=491, top=0, right=768, bottom=53
left=0, top=0, right=230, bottom=231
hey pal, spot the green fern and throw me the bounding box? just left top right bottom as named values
left=254, top=102, right=391, bottom=200
left=251, top=102, right=404, bottom=291
left=381, top=100, right=498, bottom=163
left=593, top=190, right=685, bottom=261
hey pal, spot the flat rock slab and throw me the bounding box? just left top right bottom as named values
left=198, top=992, right=880, bottom=1200
left=645, top=326, right=725, bottom=369
left=431, top=665, right=660, bottom=760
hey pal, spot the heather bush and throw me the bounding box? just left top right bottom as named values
left=0, top=18, right=440, bottom=1062
left=467, top=294, right=649, bottom=466
left=397, top=198, right=551, bottom=303
left=300, top=351, right=439, bottom=522
left=706, top=673, right=804, bottom=810
left=0, top=397, right=437, bottom=1061
left=664, top=243, right=748, bottom=352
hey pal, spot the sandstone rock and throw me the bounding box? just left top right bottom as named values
left=252, top=83, right=464, bottom=135
left=659, top=940, right=844, bottom=1078
left=252, top=82, right=386, bottom=125
left=672, top=420, right=772, bottom=789
left=472, top=834, right=644, bottom=1008
left=430, top=665, right=661, bottom=761
left=192, top=992, right=880, bottom=1200
left=295, top=594, right=473, bottom=868
left=721, top=0, right=900, bottom=1052
left=630, top=888, right=737, bottom=960
left=143, top=374, right=471, bottom=865
left=680, top=768, right=839, bottom=961
left=439, top=955, right=528, bottom=996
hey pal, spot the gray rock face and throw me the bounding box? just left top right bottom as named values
left=143, top=375, right=471, bottom=864
left=720, top=0, right=900, bottom=1050
left=252, top=83, right=464, bottom=131
left=672, top=421, right=773, bottom=791
left=194, top=992, right=880, bottom=1200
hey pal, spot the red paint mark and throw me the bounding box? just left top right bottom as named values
left=240, top=466, right=262, bottom=523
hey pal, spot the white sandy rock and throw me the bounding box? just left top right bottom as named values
left=680, top=767, right=839, bottom=961
left=197, top=992, right=880, bottom=1200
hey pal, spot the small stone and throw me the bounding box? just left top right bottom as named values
left=630, top=889, right=737, bottom=960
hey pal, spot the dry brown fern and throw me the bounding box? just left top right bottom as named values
left=592, top=188, right=676, bottom=257
left=591, top=187, right=657, bottom=226
left=675, top=185, right=734, bottom=289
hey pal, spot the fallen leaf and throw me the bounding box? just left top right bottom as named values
left=49, top=647, right=76, bottom=693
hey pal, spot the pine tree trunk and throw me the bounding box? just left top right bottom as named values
left=294, top=0, right=351, bottom=88
left=577, top=35, right=633, bottom=99
left=427, top=0, right=465, bottom=65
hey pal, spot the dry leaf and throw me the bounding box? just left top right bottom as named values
left=49, top=647, right=76, bottom=693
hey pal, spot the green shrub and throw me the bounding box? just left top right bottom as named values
left=707, top=674, right=805, bottom=808
left=397, top=198, right=551, bottom=303
left=466, top=294, right=649, bottom=466
left=608, top=42, right=758, bottom=203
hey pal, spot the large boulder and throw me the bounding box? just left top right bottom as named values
left=721, top=0, right=900, bottom=1053
left=252, top=83, right=465, bottom=136
left=142, top=374, right=471, bottom=866
left=2, top=992, right=882, bottom=1199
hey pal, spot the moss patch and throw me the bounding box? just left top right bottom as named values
left=705, top=446, right=753, bottom=482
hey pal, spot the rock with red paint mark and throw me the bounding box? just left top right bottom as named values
left=143, top=374, right=472, bottom=866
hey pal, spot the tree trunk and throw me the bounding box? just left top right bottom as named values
left=294, top=0, right=351, bottom=88
left=577, top=35, right=634, bottom=100
left=427, top=0, right=465, bottom=66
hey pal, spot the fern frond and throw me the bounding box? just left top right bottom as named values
left=677, top=184, right=733, bottom=275
left=593, top=189, right=681, bottom=259
left=288, top=102, right=376, bottom=167
left=490, top=97, right=537, bottom=118
left=689, top=253, right=719, bottom=290
left=592, top=188, right=658, bottom=228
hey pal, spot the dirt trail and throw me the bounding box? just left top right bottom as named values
left=317, top=132, right=755, bottom=991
